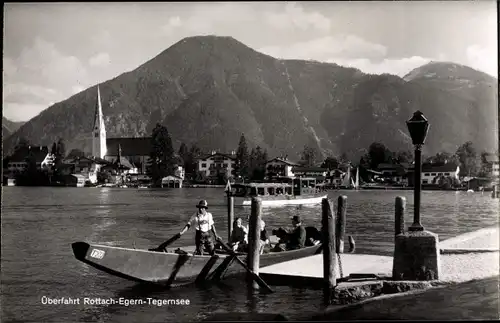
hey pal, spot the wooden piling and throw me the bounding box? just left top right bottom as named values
left=395, top=196, right=406, bottom=236
left=336, top=195, right=347, bottom=253
left=227, top=193, right=234, bottom=242
left=247, top=197, right=262, bottom=290
left=322, top=198, right=336, bottom=305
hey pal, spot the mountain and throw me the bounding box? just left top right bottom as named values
left=3, top=117, right=25, bottom=139
left=3, top=36, right=498, bottom=162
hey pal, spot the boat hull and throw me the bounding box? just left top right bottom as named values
left=234, top=194, right=327, bottom=207
left=72, top=241, right=322, bottom=286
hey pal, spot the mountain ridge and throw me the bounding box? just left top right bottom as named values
left=3, top=36, right=498, bottom=161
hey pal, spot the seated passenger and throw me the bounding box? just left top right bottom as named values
left=229, top=217, right=248, bottom=252
left=271, top=215, right=306, bottom=252
left=259, top=219, right=270, bottom=254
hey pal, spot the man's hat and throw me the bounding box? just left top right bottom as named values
left=196, top=200, right=208, bottom=209
left=290, top=215, right=301, bottom=223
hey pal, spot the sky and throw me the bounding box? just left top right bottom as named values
left=3, top=1, right=498, bottom=122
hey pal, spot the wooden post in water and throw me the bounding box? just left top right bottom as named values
left=395, top=196, right=406, bottom=236
left=227, top=192, right=234, bottom=242
left=247, top=197, right=262, bottom=290
left=336, top=195, right=347, bottom=253
left=322, top=198, right=336, bottom=305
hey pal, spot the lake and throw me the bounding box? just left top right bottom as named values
left=1, top=187, right=498, bottom=322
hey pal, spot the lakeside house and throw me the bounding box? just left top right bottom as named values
left=484, top=153, right=499, bottom=178
left=6, top=146, right=54, bottom=175
left=265, top=157, right=301, bottom=178
left=104, top=138, right=151, bottom=174
left=327, top=169, right=346, bottom=186
left=376, top=163, right=410, bottom=185
left=407, top=162, right=460, bottom=186
left=292, top=166, right=328, bottom=186
left=161, top=175, right=183, bottom=188
left=197, top=151, right=236, bottom=180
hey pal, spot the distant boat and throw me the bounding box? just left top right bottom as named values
left=354, top=167, right=360, bottom=190
left=230, top=177, right=327, bottom=207
left=339, top=165, right=352, bottom=189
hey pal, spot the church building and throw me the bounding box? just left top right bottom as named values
left=91, top=86, right=152, bottom=174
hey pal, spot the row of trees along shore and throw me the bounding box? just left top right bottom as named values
left=3, top=124, right=497, bottom=186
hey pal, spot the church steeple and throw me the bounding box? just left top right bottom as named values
left=92, top=85, right=107, bottom=159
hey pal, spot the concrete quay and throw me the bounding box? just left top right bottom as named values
left=259, top=226, right=499, bottom=303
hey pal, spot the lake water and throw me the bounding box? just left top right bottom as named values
left=1, top=187, right=498, bottom=322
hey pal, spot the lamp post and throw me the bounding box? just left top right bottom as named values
left=406, top=110, right=429, bottom=232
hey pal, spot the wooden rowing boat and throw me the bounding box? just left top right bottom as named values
left=72, top=240, right=322, bottom=287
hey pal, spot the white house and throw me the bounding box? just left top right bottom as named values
left=421, top=163, right=460, bottom=185
left=485, top=154, right=499, bottom=178
left=197, top=151, right=236, bottom=179
left=174, top=165, right=185, bottom=180
left=265, top=157, right=301, bottom=178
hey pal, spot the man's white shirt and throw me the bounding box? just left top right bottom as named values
left=188, top=212, right=214, bottom=232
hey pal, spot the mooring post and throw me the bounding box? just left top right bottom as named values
left=227, top=192, right=234, bottom=242
left=322, top=198, right=336, bottom=305
left=336, top=195, right=347, bottom=253
left=248, top=197, right=262, bottom=290
left=395, top=196, right=406, bottom=236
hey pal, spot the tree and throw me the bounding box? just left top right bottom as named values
left=358, top=154, right=372, bottom=182
left=249, top=146, right=267, bottom=180
left=235, top=134, right=250, bottom=179
left=321, top=156, right=339, bottom=170
left=368, top=142, right=392, bottom=169
left=178, top=143, right=189, bottom=167
left=51, top=142, right=58, bottom=155
left=455, top=141, right=480, bottom=177
left=394, top=150, right=413, bottom=164
left=149, top=123, right=175, bottom=184
left=56, top=138, right=66, bottom=159
left=300, top=145, right=318, bottom=167
left=184, top=144, right=202, bottom=178
left=15, top=137, right=30, bottom=151
left=478, top=151, right=494, bottom=178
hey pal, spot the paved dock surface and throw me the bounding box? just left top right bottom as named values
left=261, top=226, right=499, bottom=283
left=310, top=275, right=499, bottom=321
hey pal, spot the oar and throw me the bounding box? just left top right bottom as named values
left=216, top=237, right=273, bottom=293
left=149, top=233, right=182, bottom=252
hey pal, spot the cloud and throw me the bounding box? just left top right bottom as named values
left=89, top=52, right=111, bottom=67
left=328, top=56, right=433, bottom=77
left=162, top=16, right=183, bottom=34
left=3, top=37, right=89, bottom=121
left=2, top=102, right=52, bottom=122
left=259, top=35, right=387, bottom=61
left=466, top=44, right=497, bottom=77
left=265, top=2, right=331, bottom=32
left=258, top=35, right=433, bottom=77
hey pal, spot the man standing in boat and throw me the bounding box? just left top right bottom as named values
left=179, top=200, right=221, bottom=256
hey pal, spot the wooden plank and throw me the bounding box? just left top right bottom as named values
left=209, top=255, right=236, bottom=281
left=195, top=255, right=220, bottom=284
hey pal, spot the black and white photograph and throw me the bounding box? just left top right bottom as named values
left=2, top=1, right=499, bottom=322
